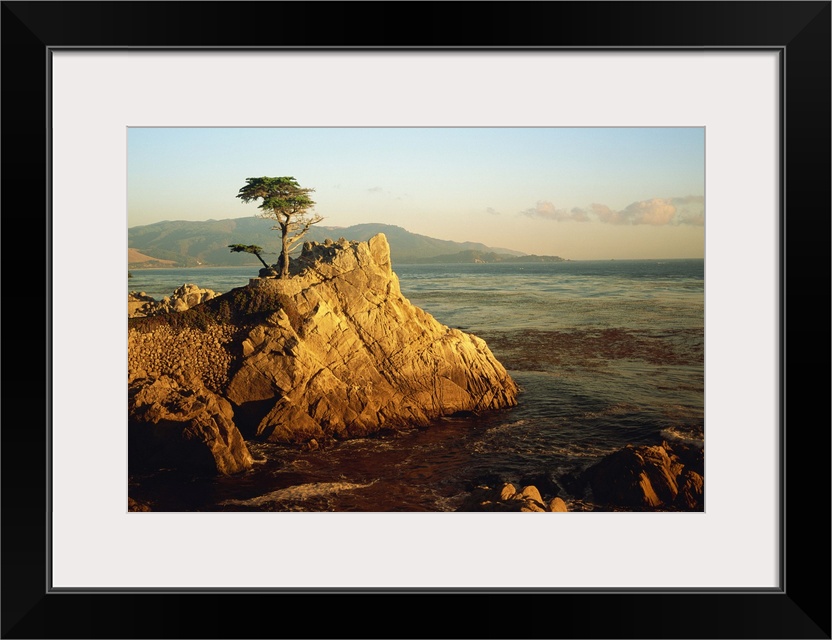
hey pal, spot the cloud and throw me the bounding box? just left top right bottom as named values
left=486, top=207, right=501, bottom=216
left=521, top=200, right=589, bottom=222
left=367, top=186, right=383, bottom=193
left=523, top=196, right=704, bottom=226
left=621, top=198, right=677, bottom=225
left=671, top=195, right=705, bottom=206
left=670, top=196, right=706, bottom=226
left=570, top=207, right=590, bottom=222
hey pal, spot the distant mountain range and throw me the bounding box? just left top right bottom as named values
left=127, top=218, right=563, bottom=267
left=406, top=250, right=565, bottom=264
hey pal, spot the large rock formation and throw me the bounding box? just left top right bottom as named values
left=128, top=233, right=518, bottom=473
left=223, top=234, right=519, bottom=441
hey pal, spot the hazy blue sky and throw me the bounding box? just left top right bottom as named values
left=128, top=127, right=704, bottom=259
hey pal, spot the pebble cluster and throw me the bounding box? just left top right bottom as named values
left=128, top=323, right=236, bottom=392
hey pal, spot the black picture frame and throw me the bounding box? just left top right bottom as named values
left=2, top=2, right=829, bottom=638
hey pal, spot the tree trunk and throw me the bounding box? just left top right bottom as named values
left=280, top=224, right=290, bottom=279
left=255, top=253, right=269, bottom=268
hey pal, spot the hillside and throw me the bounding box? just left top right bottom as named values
left=406, top=250, right=566, bottom=264
left=128, top=248, right=177, bottom=267
left=127, top=218, right=526, bottom=267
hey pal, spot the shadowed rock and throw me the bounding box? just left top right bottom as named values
left=674, top=469, right=704, bottom=510
left=584, top=443, right=700, bottom=509
left=128, top=376, right=254, bottom=475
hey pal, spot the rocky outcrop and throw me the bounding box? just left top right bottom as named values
left=583, top=442, right=704, bottom=510
left=457, top=483, right=569, bottom=512
left=128, top=376, right=254, bottom=475
left=223, top=234, right=517, bottom=441
left=674, top=469, right=704, bottom=510
left=128, top=291, right=157, bottom=318
left=128, top=284, right=220, bottom=318
left=128, top=233, right=518, bottom=468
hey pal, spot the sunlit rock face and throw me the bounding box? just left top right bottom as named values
left=128, top=233, right=518, bottom=461
left=224, top=234, right=519, bottom=441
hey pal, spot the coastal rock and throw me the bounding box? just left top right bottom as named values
left=519, top=471, right=562, bottom=499
left=128, top=376, right=254, bottom=475
left=669, top=441, right=704, bottom=476
left=220, top=234, right=519, bottom=441
left=457, top=483, right=562, bottom=512
left=128, top=291, right=157, bottom=318
left=583, top=443, right=694, bottom=509
left=674, top=470, right=704, bottom=510
left=128, top=284, right=220, bottom=318
left=128, top=496, right=152, bottom=512
left=548, top=497, right=568, bottom=512
left=128, top=233, right=517, bottom=450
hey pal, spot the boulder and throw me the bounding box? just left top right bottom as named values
left=584, top=443, right=692, bottom=509
left=457, top=482, right=563, bottom=512
left=519, top=471, right=562, bottom=499
left=128, top=376, right=254, bottom=475
left=548, top=497, right=568, bottom=512
left=674, top=470, right=704, bottom=510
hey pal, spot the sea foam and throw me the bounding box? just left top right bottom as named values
left=219, top=481, right=376, bottom=507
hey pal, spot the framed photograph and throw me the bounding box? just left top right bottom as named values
left=3, top=2, right=829, bottom=638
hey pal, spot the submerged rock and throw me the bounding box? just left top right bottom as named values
left=128, top=233, right=518, bottom=457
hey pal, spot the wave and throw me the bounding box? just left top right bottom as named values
left=660, top=425, right=704, bottom=447
left=219, top=480, right=377, bottom=507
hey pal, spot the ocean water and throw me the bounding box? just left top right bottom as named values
left=128, top=260, right=704, bottom=511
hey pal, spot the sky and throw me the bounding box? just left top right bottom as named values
left=128, top=127, right=704, bottom=260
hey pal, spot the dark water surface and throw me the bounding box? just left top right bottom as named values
left=128, top=260, right=704, bottom=511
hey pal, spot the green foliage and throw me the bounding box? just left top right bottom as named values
left=236, top=177, right=316, bottom=218
left=236, top=176, right=322, bottom=278
left=128, top=286, right=305, bottom=342
left=228, top=243, right=269, bottom=268
left=225, top=287, right=283, bottom=316
left=228, top=243, right=264, bottom=254
left=129, top=305, right=219, bottom=333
